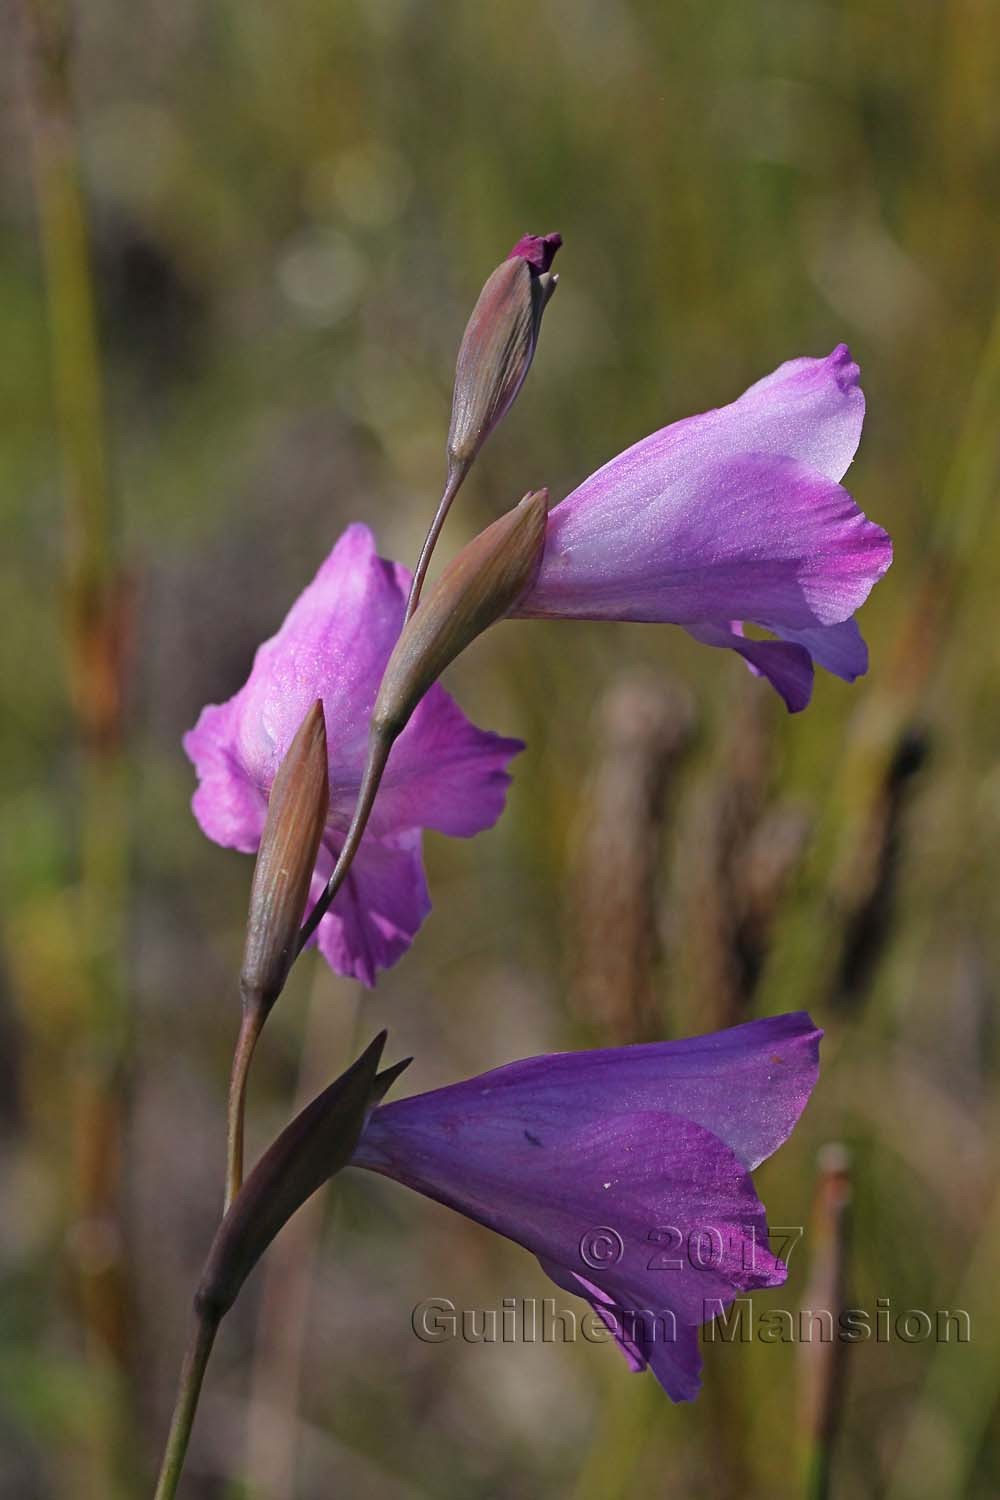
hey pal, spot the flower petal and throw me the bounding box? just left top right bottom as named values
left=227, top=523, right=406, bottom=800
left=307, top=831, right=432, bottom=989
left=183, top=699, right=268, bottom=852
left=730, top=343, right=865, bottom=482
left=369, top=685, right=524, bottom=839
left=359, top=1102, right=785, bottom=1403
left=686, top=623, right=815, bottom=713
left=536, top=1257, right=704, bottom=1401
left=357, top=1012, right=821, bottom=1174
left=772, top=617, right=869, bottom=682
left=518, top=452, right=891, bottom=632
left=186, top=523, right=523, bottom=849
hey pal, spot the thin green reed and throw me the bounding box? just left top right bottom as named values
left=21, top=1, right=136, bottom=1494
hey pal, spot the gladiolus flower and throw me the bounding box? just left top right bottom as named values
left=516, top=346, right=891, bottom=711
left=353, top=1012, right=821, bottom=1400
left=184, top=525, right=522, bottom=986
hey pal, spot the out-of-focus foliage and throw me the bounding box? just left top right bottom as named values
left=1, top=1, right=998, bottom=1496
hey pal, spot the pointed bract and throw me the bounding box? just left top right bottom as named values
left=198, top=1034, right=410, bottom=1319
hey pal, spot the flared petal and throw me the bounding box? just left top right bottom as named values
left=305, top=831, right=432, bottom=989
left=518, top=451, right=891, bottom=632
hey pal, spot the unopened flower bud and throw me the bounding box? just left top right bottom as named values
left=376, top=489, right=548, bottom=737
left=198, top=1032, right=410, bottom=1320
left=241, top=699, right=329, bottom=1012
left=447, top=233, right=561, bottom=476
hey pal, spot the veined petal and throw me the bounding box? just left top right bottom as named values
left=518, top=452, right=891, bottom=632
left=307, top=831, right=432, bottom=989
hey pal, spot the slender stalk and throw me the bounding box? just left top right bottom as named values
left=296, top=728, right=394, bottom=953
left=152, top=1312, right=220, bottom=1500
left=404, top=458, right=470, bottom=623
left=243, top=981, right=361, bottom=1498
left=225, top=999, right=267, bottom=1210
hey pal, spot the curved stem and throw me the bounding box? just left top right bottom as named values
left=404, top=458, right=470, bottom=624
left=225, top=1001, right=267, bottom=1211
left=152, top=1311, right=219, bottom=1500
left=296, top=728, right=395, bottom=955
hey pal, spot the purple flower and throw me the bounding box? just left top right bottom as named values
left=184, top=524, right=522, bottom=987
left=353, top=1012, right=821, bottom=1400
left=515, top=345, right=892, bottom=711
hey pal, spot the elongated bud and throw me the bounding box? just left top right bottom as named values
left=447, top=233, right=561, bottom=476
left=198, top=1033, right=410, bottom=1320
left=377, top=489, right=548, bottom=737
left=241, top=700, right=329, bottom=1012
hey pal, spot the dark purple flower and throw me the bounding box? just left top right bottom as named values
left=184, top=524, right=522, bottom=987
left=515, top=345, right=891, bottom=711
left=507, top=232, right=563, bottom=274
left=353, top=1012, right=821, bottom=1400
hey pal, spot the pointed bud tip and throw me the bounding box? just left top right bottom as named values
left=508, top=233, right=562, bottom=273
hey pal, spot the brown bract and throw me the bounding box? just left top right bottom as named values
left=240, top=700, right=330, bottom=1012
left=375, top=489, right=549, bottom=737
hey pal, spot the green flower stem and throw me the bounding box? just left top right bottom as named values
left=153, top=1311, right=221, bottom=1500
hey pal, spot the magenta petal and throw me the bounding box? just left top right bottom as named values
left=370, top=684, right=524, bottom=839
left=183, top=700, right=268, bottom=852
left=686, top=623, right=815, bottom=713
left=519, top=451, right=891, bottom=632
left=307, top=832, right=432, bottom=989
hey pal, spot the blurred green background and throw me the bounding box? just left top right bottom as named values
left=2, top=0, right=999, bottom=1495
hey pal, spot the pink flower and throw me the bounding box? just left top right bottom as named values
left=184, top=525, right=522, bottom=986
left=516, top=345, right=892, bottom=711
